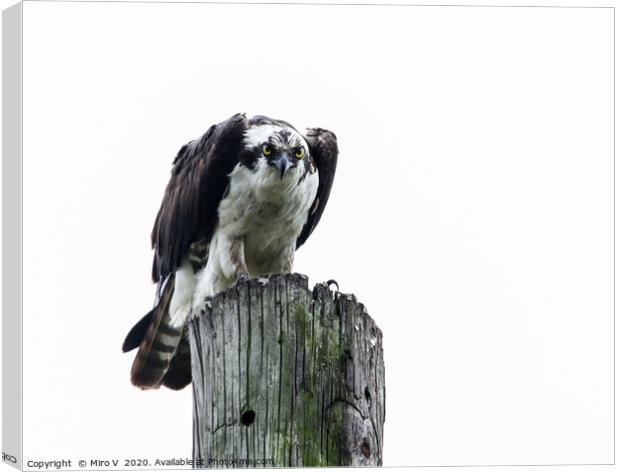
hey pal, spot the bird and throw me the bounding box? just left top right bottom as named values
left=122, top=113, right=338, bottom=390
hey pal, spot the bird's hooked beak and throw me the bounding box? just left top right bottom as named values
left=271, top=154, right=293, bottom=180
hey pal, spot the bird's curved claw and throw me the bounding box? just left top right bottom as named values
left=235, top=272, right=250, bottom=286
left=312, top=279, right=340, bottom=301
left=326, top=279, right=339, bottom=291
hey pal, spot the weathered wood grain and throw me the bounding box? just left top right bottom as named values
left=189, top=273, right=385, bottom=467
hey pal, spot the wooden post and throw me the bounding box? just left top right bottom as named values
left=189, top=273, right=385, bottom=467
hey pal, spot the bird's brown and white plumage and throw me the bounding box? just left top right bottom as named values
left=122, top=114, right=338, bottom=390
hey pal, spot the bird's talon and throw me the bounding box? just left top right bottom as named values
left=326, top=279, right=339, bottom=291
left=235, top=273, right=250, bottom=285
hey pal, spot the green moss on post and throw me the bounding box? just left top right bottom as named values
left=189, top=273, right=385, bottom=467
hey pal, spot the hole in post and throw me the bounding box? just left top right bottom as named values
left=360, top=440, right=371, bottom=458
left=240, top=410, right=255, bottom=426
left=365, top=386, right=372, bottom=405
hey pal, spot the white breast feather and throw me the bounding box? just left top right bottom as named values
left=221, top=158, right=318, bottom=254
left=191, top=148, right=319, bottom=303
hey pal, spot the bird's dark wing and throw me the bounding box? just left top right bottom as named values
left=122, top=309, right=154, bottom=353
left=151, top=113, right=249, bottom=283
left=296, top=128, right=339, bottom=248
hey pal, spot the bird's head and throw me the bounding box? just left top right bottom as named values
left=242, top=121, right=311, bottom=180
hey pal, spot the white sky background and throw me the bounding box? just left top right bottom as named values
left=14, top=1, right=613, bottom=467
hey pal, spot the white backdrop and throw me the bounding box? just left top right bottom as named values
left=17, top=1, right=613, bottom=467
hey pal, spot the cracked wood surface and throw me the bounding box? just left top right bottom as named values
left=189, top=273, right=385, bottom=467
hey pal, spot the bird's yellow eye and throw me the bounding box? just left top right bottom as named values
left=262, top=145, right=272, bottom=156
left=295, top=148, right=305, bottom=159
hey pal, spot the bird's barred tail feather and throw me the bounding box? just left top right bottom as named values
left=127, top=276, right=185, bottom=389
left=161, top=335, right=191, bottom=390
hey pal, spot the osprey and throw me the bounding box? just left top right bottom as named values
left=122, top=113, right=338, bottom=390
